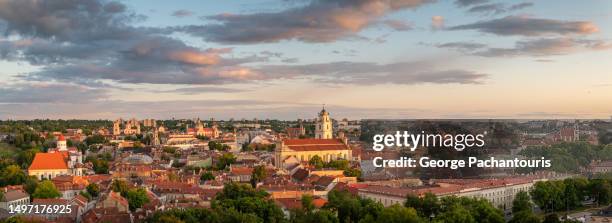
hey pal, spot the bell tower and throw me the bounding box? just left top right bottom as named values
left=315, top=105, right=333, bottom=139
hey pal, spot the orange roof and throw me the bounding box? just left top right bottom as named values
left=58, top=134, right=66, bottom=141
left=28, top=153, right=68, bottom=170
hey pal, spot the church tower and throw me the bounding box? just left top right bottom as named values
left=315, top=106, right=333, bottom=139
left=113, top=119, right=122, bottom=136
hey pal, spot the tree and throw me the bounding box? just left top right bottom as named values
left=435, top=204, right=475, bottom=223
left=309, top=155, right=324, bottom=169
left=404, top=192, right=440, bottom=218
left=543, top=213, right=561, bottom=223
left=215, top=153, right=236, bottom=170
left=512, top=191, right=533, bottom=213
left=589, top=179, right=611, bottom=206
left=32, top=180, right=61, bottom=199
left=85, top=134, right=107, bottom=145
left=111, top=179, right=130, bottom=196
left=377, top=205, right=422, bottom=223
left=146, top=208, right=221, bottom=223
left=0, top=165, right=27, bottom=186
left=302, top=194, right=315, bottom=212
left=251, top=165, right=267, bottom=188
left=79, top=191, right=92, bottom=201
left=23, top=176, right=38, bottom=195
left=126, top=188, right=150, bottom=211
left=86, top=183, right=100, bottom=197
left=213, top=182, right=285, bottom=223
left=200, top=172, right=215, bottom=182
left=509, top=210, right=540, bottom=223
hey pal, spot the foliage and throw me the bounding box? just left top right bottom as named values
left=126, top=188, right=150, bottom=211
left=519, top=142, right=612, bottom=173
left=85, top=134, right=107, bottom=145
left=216, top=153, right=236, bottom=170
left=530, top=178, right=610, bottom=212
left=200, top=171, right=215, bottom=182
left=85, top=155, right=109, bottom=174
left=509, top=210, right=540, bottom=223
left=111, top=179, right=130, bottom=196
left=212, top=182, right=285, bottom=223
left=86, top=183, right=100, bottom=197
left=308, top=155, right=324, bottom=169
left=0, top=165, right=27, bottom=186
left=32, top=180, right=61, bottom=199
left=512, top=191, right=533, bottom=213
left=209, top=141, right=230, bottom=151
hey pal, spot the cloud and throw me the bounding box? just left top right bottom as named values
left=435, top=42, right=488, bottom=52
left=383, top=19, right=413, bottom=31
left=477, top=38, right=612, bottom=57
left=176, top=0, right=434, bottom=43
left=465, top=2, right=533, bottom=15
left=153, top=86, right=247, bottom=95
left=508, top=2, right=533, bottom=11
left=171, top=9, right=194, bottom=17
left=0, top=83, right=106, bottom=103
left=449, top=16, right=599, bottom=36
left=0, top=0, right=140, bottom=42
left=257, top=61, right=488, bottom=85
left=454, top=0, right=489, bottom=7
left=467, top=3, right=506, bottom=15
left=434, top=38, right=612, bottom=57
left=431, top=16, right=445, bottom=30
left=0, top=0, right=278, bottom=86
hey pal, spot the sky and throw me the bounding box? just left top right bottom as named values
left=0, top=0, right=611, bottom=120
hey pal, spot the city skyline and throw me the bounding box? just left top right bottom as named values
left=0, top=0, right=611, bottom=120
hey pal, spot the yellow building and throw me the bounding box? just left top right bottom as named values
left=28, top=153, right=70, bottom=180
left=274, top=138, right=351, bottom=167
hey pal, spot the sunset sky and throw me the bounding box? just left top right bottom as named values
left=0, top=0, right=611, bottom=120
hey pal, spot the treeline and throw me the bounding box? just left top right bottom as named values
left=146, top=178, right=609, bottom=223
left=531, top=178, right=611, bottom=213
left=0, top=119, right=111, bottom=134
left=146, top=182, right=505, bottom=223
left=519, top=142, right=612, bottom=173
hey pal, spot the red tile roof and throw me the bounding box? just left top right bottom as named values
left=283, top=139, right=349, bottom=151
left=28, top=153, right=68, bottom=170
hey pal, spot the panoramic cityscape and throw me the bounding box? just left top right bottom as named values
left=0, top=0, right=611, bottom=222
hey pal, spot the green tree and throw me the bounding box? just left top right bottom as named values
left=589, top=179, right=611, bottom=206
left=512, top=191, right=533, bottom=213
left=23, top=176, right=38, bottom=195
left=126, top=188, right=150, bottom=211
left=404, top=193, right=440, bottom=218
left=32, top=180, right=61, bottom=199
left=309, top=155, right=324, bottom=169
left=250, top=165, right=267, bottom=188
left=111, top=179, right=130, bottom=196
left=200, top=172, right=215, bottom=182
left=301, top=194, right=315, bottom=212
left=215, top=153, right=236, bottom=170
left=509, top=210, right=540, bottom=223
left=86, top=183, right=100, bottom=197
left=543, top=213, right=561, bottom=223
left=213, top=182, right=284, bottom=223
left=435, top=204, right=475, bottom=223
left=377, top=205, right=422, bottom=223
left=0, top=165, right=27, bottom=186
